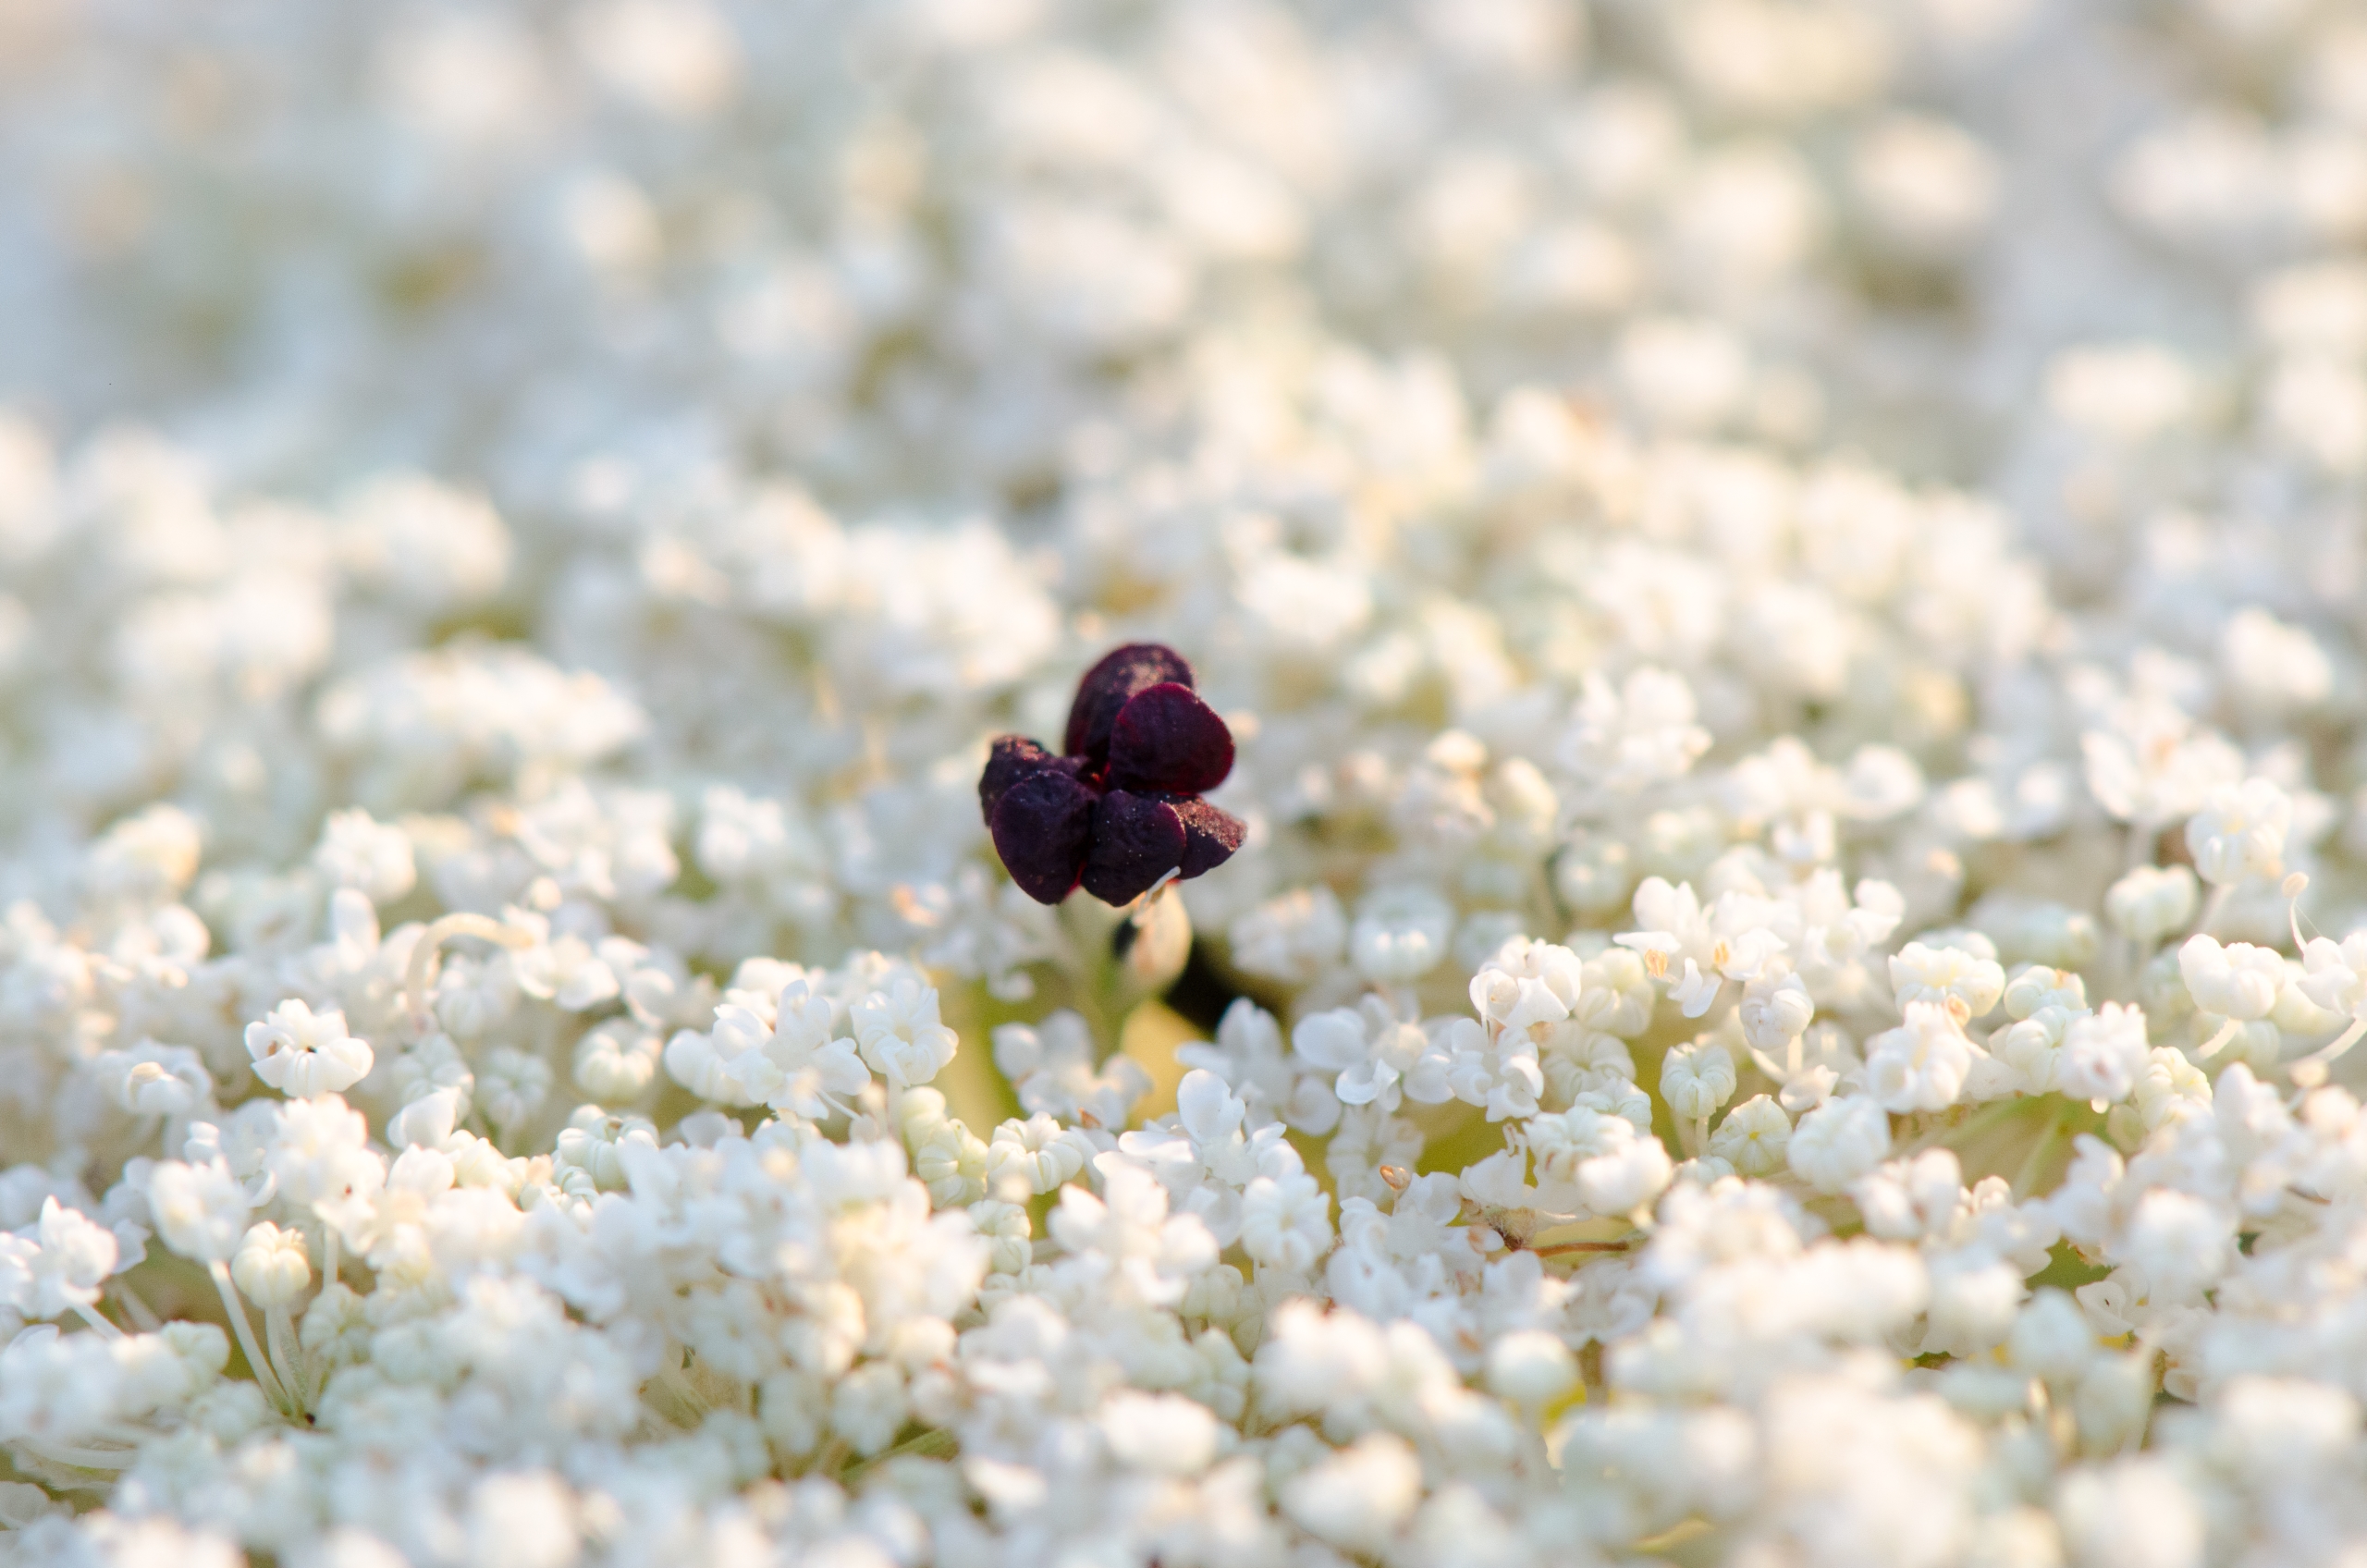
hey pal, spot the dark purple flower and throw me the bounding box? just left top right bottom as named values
left=988, top=769, right=1098, bottom=904
left=1170, top=796, right=1247, bottom=877
left=1106, top=682, right=1233, bottom=795
left=982, top=643, right=1245, bottom=906
left=1080, top=790, right=1189, bottom=905
left=1063, top=643, right=1196, bottom=766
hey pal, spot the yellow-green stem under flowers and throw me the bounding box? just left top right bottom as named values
left=844, top=1425, right=960, bottom=1487
left=1052, top=892, right=1175, bottom=1057
left=208, top=1262, right=292, bottom=1417
left=264, top=1305, right=307, bottom=1411
left=1899, top=1096, right=2030, bottom=1158
left=16, top=1437, right=139, bottom=1476
left=1907, top=1094, right=2105, bottom=1197
left=803, top=1437, right=852, bottom=1482
left=2011, top=1103, right=2077, bottom=1199
left=1533, top=1238, right=1637, bottom=1258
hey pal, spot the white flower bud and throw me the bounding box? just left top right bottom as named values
left=1739, top=970, right=1815, bottom=1050
left=87, top=802, right=202, bottom=900
left=1281, top=1432, right=1422, bottom=1554
left=759, top=1371, right=826, bottom=1458
left=2296, top=931, right=2367, bottom=1020
left=1100, top=1390, right=1219, bottom=1476
left=313, top=808, right=417, bottom=904
left=1229, top=886, right=1348, bottom=984
left=1659, top=1039, right=1735, bottom=1120
left=1706, top=1095, right=1791, bottom=1176
left=1890, top=941, right=2005, bottom=1020
left=911, top=1120, right=988, bottom=1207
left=2132, top=1047, right=2210, bottom=1132
left=985, top=1115, right=1093, bottom=1195
left=2008, top=1289, right=2095, bottom=1382
left=552, top=1107, right=657, bottom=1193
left=2122, top=1189, right=2233, bottom=1305
left=1788, top=1095, right=1893, bottom=1194
left=95, top=1041, right=211, bottom=1120
left=830, top=1361, right=908, bottom=1456
left=662, top=1027, right=746, bottom=1104
left=229, top=1222, right=312, bottom=1308
left=2071, top=1357, right=2159, bottom=1458
left=2185, top=777, right=2292, bottom=886
left=153, top=1322, right=227, bottom=1389
left=1925, top=1256, right=2023, bottom=1357
left=852, top=977, right=957, bottom=1089
left=2221, top=607, right=2331, bottom=717
left=2058, top=1458, right=2201, bottom=1568
left=147, top=1159, right=250, bottom=1264
left=2003, top=964, right=2088, bottom=1021
left=563, top=1018, right=657, bottom=1103
left=1554, top=832, right=1635, bottom=917
left=1349, top=884, right=1453, bottom=983
left=967, top=1198, right=1033, bottom=1277
left=1486, top=1329, right=1577, bottom=1407
left=466, top=1471, right=579, bottom=1568
left=1865, top=1001, right=1973, bottom=1112
left=2104, top=864, right=2198, bottom=945
left=1580, top=1128, right=1674, bottom=1216
left=2056, top=1003, right=2150, bottom=1104
left=2177, top=936, right=2282, bottom=1022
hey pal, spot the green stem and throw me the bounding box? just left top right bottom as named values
left=111, top=1280, right=163, bottom=1332
left=2012, top=1108, right=2070, bottom=1199
left=210, top=1262, right=292, bottom=1416
left=1532, top=1238, right=1637, bottom=1258
left=14, top=1436, right=139, bottom=1473
left=265, top=1305, right=308, bottom=1411
left=73, top=1302, right=125, bottom=1341
left=804, top=1436, right=852, bottom=1481
left=1899, top=1096, right=2030, bottom=1157
left=843, top=1425, right=959, bottom=1486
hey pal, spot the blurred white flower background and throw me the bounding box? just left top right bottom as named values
left=4, top=0, right=2367, bottom=1563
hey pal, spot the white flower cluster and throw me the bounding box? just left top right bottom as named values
left=8, top=0, right=2367, bottom=1564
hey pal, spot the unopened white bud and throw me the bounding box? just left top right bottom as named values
left=2007, top=1289, right=2094, bottom=1382
left=2185, top=778, right=2292, bottom=887
left=1739, top=970, right=1815, bottom=1050
left=2103, top=864, right=2198, bottom=945
left=1486, top=1329, right=1578, bottom=1407
left=1660, top=1039, right=1736, bottom=1119
left=230, top=1221, right=312, bottom=1308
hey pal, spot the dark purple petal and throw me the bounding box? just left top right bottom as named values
left=1106, top=682, right=1234, bottom=795
left=989, top=769, right=1098, bottom=904
left=1063, top=643, right=1196, bottom=766
left=979, top=734, right=1081, bottom=826
left=1173, top=798, right=1246, bottom=879
left=1080, top=790, right=1188, bottom=906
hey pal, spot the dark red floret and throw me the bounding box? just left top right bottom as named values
left=1106, top=681, right=1234, bottom=796
left=979, top=734, right=1085, bottom=825
left=1064, top=643, right=1196, bottom=766
left=1172, top=796, right=1246, bottom=878
left=1080, top=790, right=1189, bottom=905
left=988, top=769, right=1098, bottom=904
left=984, top=643, right=1244, bottom=908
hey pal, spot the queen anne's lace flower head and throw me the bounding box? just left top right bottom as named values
left=10, top=1, right=2367, bottom=1558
